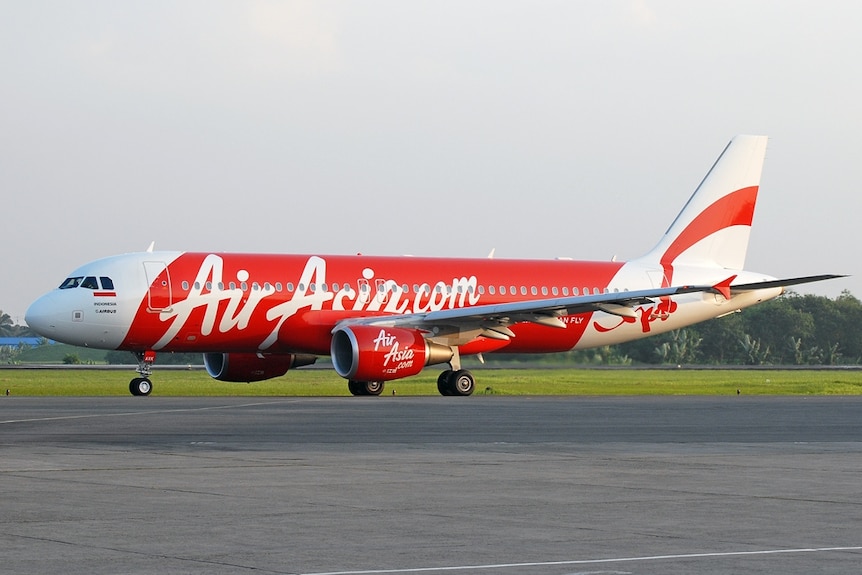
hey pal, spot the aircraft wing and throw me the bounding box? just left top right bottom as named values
left=729, top=274, right=846, bottom=294
left=335, top=283, right=719, bottom=341
left=335, top=275, right=845, bottom=343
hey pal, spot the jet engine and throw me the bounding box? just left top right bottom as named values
left=203, top=352, right=317, bottom=382
left=331, top=325, right=453, bottom=382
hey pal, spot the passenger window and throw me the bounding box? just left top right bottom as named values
left=81, top=276, right=99, bottom=289
left=100, top=277, right=114, bottom=290
left=59, top=277, right=83, bottom=289
left=182, top=281, right=189, bottom=291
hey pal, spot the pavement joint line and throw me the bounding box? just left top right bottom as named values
left=302, top=546, right=862, bottom=575
left=0, top=399, right=299, bottom=424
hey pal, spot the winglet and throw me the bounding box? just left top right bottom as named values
left=712, top=275, right=737, bottom=300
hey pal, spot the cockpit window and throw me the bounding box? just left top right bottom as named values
left=59, top=277, right=83, bottom=289
left=100, top=277, right=115, bottom=290
left=81, top=276, right=99, bottom=289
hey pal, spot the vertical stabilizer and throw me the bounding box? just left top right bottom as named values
left=635, top=135, right=768, bottom=285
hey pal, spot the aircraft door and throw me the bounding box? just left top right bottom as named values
left=143, top=261, right=173, bottom=312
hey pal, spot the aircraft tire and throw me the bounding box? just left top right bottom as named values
left=449, top=370, right=475, bottom=396
left=437, top=371, right=454, bottom=396
left=348, top=381, right=384, bottom=396
left=129, top=377, right=152, bottom=397
left=364, top=381, right=384, bottom=396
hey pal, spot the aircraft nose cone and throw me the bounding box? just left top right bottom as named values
left=25, top=295, right=57, bottom=337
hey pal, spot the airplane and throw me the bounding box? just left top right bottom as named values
left=25, top=135, right=841, bottom=396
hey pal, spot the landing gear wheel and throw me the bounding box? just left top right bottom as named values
left=129, top=377, right=152, bottom=396
left=363, top=381, right=384, bottom=396
left=449, top=369, right=475, bottom=396
left=437, top=370, right=454, bottom=396
left=348, top=380, right=384, bottom=396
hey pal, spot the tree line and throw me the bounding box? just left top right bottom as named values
left=563, top=290, right=862, bottom=366
left=0, top=311, right=34, bottom=338
left=4, top=290, right=862, bottom=366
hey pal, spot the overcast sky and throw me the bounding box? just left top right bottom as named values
left=2, top=1, right=860, bottom=323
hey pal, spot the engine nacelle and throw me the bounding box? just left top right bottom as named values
left=203, top=352, right=317, bottom=382
left=331, top=325, right=453, bottom=382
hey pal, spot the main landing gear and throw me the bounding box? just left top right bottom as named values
left=129, top=350, right=156, bottom=396
left=344, top=349, right=475, bottom=397
left=348, top=380, right=385, bottom=396
left=346, top=373, right=474, bottom=396
left=437, top=347, right=475, bottom=396
left=436, top=369, right=475, bottom=396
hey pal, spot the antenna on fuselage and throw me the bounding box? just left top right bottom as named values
left=487, top=248, right=495, bottom=259
left=146, top=241, right=155, bottom=253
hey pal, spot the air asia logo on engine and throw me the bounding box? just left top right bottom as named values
left=151, top=255, right=481, bottom=350
left=373, top=329, right=416, bottom=374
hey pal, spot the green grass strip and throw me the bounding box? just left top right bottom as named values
left=2, top=368, right=862, bottom=396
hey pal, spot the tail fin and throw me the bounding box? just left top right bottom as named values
left=635, top=135, right=768, bottom=285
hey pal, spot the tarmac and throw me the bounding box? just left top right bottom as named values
left=1, top=395, right=861, bottom=574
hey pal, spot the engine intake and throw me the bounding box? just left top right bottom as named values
left=331, top=325, right=453, bottom=381
left=203, top=352, right=316, bottom=382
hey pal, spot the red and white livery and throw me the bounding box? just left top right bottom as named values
left=26, top=136, right=840, bottom=396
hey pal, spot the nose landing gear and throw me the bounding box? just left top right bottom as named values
left=130, top=350, right=156, bottom=396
